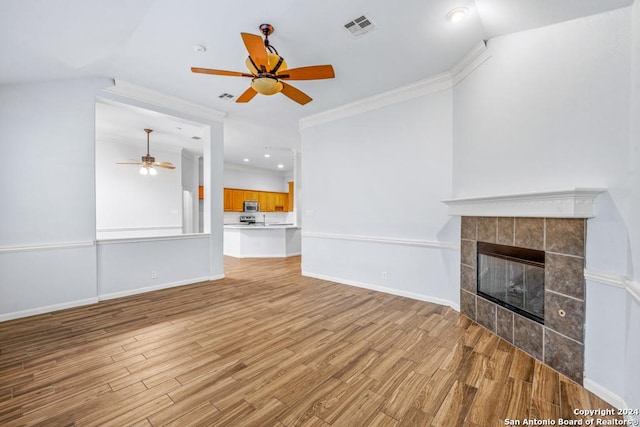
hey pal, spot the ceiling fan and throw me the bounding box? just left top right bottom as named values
left=191, top=24, right=335, bottom=105
left=116, top=129, right=176, bottom=176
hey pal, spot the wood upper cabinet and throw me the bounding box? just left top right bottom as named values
left=231, top=189, right=245, bottom=212
left=223, top=187, right=292, bottom=212
left=288, top=181, right=294, bottom=212
left=244, top=191, right=259, bottom=202
left=274, top=193, right=286, bottom=212
left=223, top=188, right=232, bottom=211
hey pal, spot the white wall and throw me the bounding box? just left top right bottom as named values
left=96, top=141, right=183, bottom=238
left=301, top=88, right=460, bottom=307
left=97, top=235, right=211, bottom=298
left=452, top=6, right=638, bottom=411
left=0, top=78, right=226, bottom=321
left=0, top=78, right=110, bottom=318
left=224, top=164, right=289, bottom=192
left=624, top=0, right=640, bottom=414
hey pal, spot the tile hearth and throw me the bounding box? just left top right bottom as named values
left=460, top=216, right=586, bottom=384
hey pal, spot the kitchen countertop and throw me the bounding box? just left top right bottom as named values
left=223, top=223, right=298, bottom=229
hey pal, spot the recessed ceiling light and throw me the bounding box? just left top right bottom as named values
left=264, top=154, right=271, bottom=158
left=277, top=164, right=284, bottom=169
left=194, top=44, right=207, bottom=53
left=243, top=158, right=250, bottom=162
left=446, top=7, right=468, bottom=23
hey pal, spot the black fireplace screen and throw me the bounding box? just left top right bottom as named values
left=477, top=242, right=545, bottom=324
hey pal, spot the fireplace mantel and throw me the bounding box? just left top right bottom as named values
left=442, top=188, right=606, bottom=218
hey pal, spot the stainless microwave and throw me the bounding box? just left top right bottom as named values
left=243, top=201, right=259, bottom=212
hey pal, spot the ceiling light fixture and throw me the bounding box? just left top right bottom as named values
left=243, top=158, right=250, bottom=162
left=117, top=129, right=176, bottom=176
left=446, top=7, right=468, bottom=23
left=277, top=164, right=284, bottom=169
left=264, top=154, right=271, bottom=158
left=194, top=44, right=207, bottom=53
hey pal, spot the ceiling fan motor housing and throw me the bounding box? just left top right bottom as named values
left=142, top=155, right=155, bottom=164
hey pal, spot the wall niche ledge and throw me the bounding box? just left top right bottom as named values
left=442, top=188, right=607, bottom=218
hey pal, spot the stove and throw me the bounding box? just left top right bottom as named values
left=239, top=215, right=256, bottom=224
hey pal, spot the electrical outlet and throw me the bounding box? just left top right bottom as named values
left=151, top=270, right=157, bottom=279
left=382, top=272, right=388, bottom=280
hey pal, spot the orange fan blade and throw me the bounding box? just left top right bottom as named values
left=277, top=65, right=335, bottom=80
left=241, top=33, right=268, bottom=72
left=280, top=82, right=312, bottom=105
left=191, top=67, right=253, bottom=77
left=236, top=87, right=258, bottom=103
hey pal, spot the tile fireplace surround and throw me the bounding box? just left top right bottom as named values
left=459, top=216, right=586, bottom=383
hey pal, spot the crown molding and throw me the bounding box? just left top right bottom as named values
left=442, top=188, right=607, bottom=218
left=451, top=40, right=491, bottom=85
left=299, top=72, right=453, bottom=130
left=299, top=40, right=491, bottom=130
left=103, top=79, right=227, bottom=123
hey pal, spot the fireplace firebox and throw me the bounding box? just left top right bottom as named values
left=477, top=242, right=545, bottom=324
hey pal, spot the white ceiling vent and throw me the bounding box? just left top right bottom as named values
left=344, top=15, right=377, bottom=37
left=218, top=93, right=235, bottom=102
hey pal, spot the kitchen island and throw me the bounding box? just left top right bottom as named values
left=223, top=224, right=301, bottom=258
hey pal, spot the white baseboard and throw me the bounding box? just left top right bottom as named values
left=224, top=253, right=300, bottom=258
left=302, top=270, right=459, bottom=311
left=0, top=298, right=99, bottom=322
left=583, top=377, right=639, bottom=423
left=99, top=275, right=224, bottom=301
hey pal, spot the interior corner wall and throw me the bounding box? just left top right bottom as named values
left=300, top=89, right=460, bottom=307
left=0, top=78, right=112, bottom=319
left=452, top=7, right=636, bottom=409
left=624, top=0, right=640, bottom=414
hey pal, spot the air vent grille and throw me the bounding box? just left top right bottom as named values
left=344, top=15, right=377, bottom=37
left=218, top=93, right=235, bottom=101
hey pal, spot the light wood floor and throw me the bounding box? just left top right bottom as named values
left=0, top=256, right=619, bottom=426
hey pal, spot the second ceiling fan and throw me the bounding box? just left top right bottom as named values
left=191, top=24, right=335, bottom=105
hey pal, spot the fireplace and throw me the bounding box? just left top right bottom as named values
left=458, top=216, right=586, bottom=384
left=477, top=242, right=545, bottom=324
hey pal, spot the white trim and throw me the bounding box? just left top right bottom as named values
left=224, top=253, right=300, bottom=259
left=583, top=377, right=628, bottom=412
left=103, top=80, right=226, bottom=122
left=302, top=270, right=459, bottom=311
left=584, top=269, right=627, bottom=289
left=451, top=41, right=491, bottom=85
left=0, top=241, right=95, bottom=254
left=97, top=233, right=210, bottom=245
left=299, top=72, right=452, bottom=130
left=442, top=188, right=607, bottom=218
left=298, top=41, right=491, bottom=130
left=302, top=231, right=458, bottom=250
left=584, top=269, right=640, bottom=304
left=99, top=275, right=225, bottom=301
left=96, top=225, right=183, bottom=233
left=0, top=298, right=99, bottom=322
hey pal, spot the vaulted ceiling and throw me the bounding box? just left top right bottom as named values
left=1, top=0, right=633, bottom=171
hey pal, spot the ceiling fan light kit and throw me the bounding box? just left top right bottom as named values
left=117, top=128, right=176, bottom=176
left=191, top=24, right=335, bottom=105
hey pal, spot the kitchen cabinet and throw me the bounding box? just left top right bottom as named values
left=231, top=189, right=245, bottom=212
left=274, top=193, right=286, bottom=212
left=244, top=190, right=259, bottom=202
left=223, top=187, right=291, bottom=212
left=224, top=188, right=232, bottom=211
